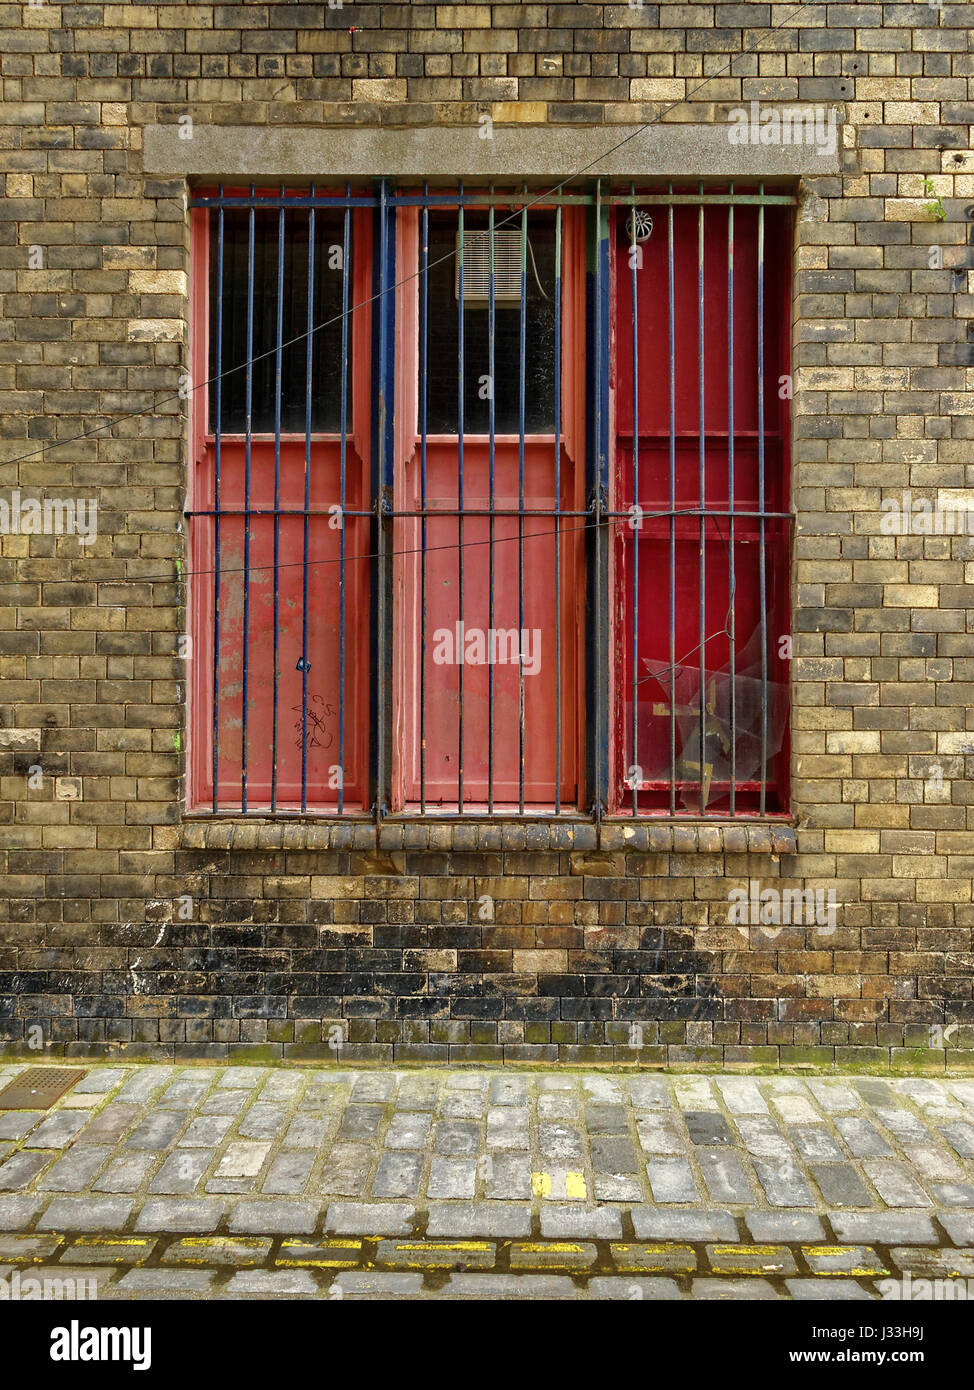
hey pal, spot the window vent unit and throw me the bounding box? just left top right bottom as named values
left=455, top=230, right=522, bottom=306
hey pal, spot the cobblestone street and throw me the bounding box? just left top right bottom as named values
left=2, top=1062, right=974, bottom=1300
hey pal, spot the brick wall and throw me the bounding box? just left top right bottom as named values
left=1, top=1, right=973, bottom=1065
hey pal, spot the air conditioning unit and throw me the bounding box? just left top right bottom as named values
left=455, top=229, right=522, bottom=306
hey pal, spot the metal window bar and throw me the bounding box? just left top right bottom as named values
left=589, top=177, right=603, bottom=817
left=757, top=189, right=768, bottom=817
left=668, top=194, right=677, bottom=818
left=629, top=181, right=639, bottom=818
left=189, top=183, right=793, bottom=821
left=488, top=193, right=496, bottom=815
left=271, top=191, right=284, bottom=810
left=553, top=203, right=562, bottom=818
left=299, top=184, right=314, bottom=812
left=457, top=188, right=465, bottom=813
left=375, top=177, right=396, bottom=823
left=420, top=187, right=430, bottom=815
left=518, top=195, right=527, bottom=815
left=727, top=190, right=737, bottom=817
left=242, top=190, right=255, bottom=812
left=211, top=191, right=224, bottom=814
left=697, top=192, right=706, bottom=815
left=338, top=186, right=351, bottom=815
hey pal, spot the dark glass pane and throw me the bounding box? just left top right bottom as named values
left=209, top=207, right=350, bottom=434
left=425, top=209, right=557, bottom=434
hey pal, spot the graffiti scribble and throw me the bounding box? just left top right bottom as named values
left=292, top=695, right=336, bottom=750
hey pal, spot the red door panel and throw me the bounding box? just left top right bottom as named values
left=190, top=440, right=370, bottom=810
left=392, top=204, right=587, bottom=811
left=188, top=199, right=372, bottom=812
left=396, top=441, right=580, bottom=807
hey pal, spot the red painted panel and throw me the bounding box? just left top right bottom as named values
left=396, top=441, right=581, bottom=807
left=610, top=197, right=792, bottom=814
left=613, top=201, right=791, bottom=449
left=393, top=206, right=587, bottom=810
left=190, top=440, right=370, bottom=810
left=188, top=201, right=372, bottom=812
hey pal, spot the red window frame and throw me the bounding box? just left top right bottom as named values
left=187, top=192, right=373, bottom=812
left=390, top=203, right=589, bottom=811
left=184, top=184, right=792, bottom=820
left=608, top=196, right=792, bottom=817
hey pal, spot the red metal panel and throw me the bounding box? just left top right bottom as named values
left=610, top=197, right=792, bottom=814
left=187, top=202, right=372, bottom=812
left=392, top=206, right=587, bottom=810
left=396, top=441, right=581, bottom=807
left=189, top=440, right=371, bottom=810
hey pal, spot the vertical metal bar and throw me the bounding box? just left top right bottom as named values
left=630, top=186, right=639, bottom=818
left=592, top=179, right=610, bottom=826
left=727, top=193, right=737, bottom=816
left=241, top=189, right=255, bottom=812
left=420, top=188, right=429, bottom=814
left=667, top=192, right=676, bottom=817
left=300, top=189, right=314, bottom=812
left=697, top=193, right=706, bottom=814
left=338, top=188, right=351, bottom=814
left=271, top=192, right=284, bottom=811
left=212, top=194, right=224, bottom=813
left=518, top=197, right=527, bottom=815
left=553, top=203, right=562, bottom=815
left=757, top=191, right=768, bottom=815
left=457, top=190, right=465, bottom=812
left=373, top=177, right=395, bottom=822
left=488, top=194, right=496, bottom=814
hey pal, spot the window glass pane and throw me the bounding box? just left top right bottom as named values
left=209, top=207, right=350, bottom=433
left=425, top=208, right=557, bottom=434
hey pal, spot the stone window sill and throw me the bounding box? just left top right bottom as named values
left=179, top=818, right=797, bottom=855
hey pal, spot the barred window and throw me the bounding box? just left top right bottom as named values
left=188, top=183, right=792, bottom=820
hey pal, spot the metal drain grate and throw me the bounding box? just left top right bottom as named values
left=0, top=1067, right=87, bottom=1110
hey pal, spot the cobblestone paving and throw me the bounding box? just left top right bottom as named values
left=1, top=1063, right=974, bottom=1299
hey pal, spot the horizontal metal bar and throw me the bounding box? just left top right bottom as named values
left=632, top=780, right=777, bottom=791
left=386, top=507, right=592, bottom=519
left=191, top=192, right=591, bottom=210
left=185, top=507, right=372, bottom=518
left=186, top=503, right=788, bottom=528
left=606, top=192, right=797, bottom=206
left=191, top=192, right=586, bottom=211
left=191, top=189, right=797, bottom=211
left=615, top=428, right=784, bottom=440
left=389, top=193, right=593, bottom=207
left=203, top=433, right=354, bottom=443
left=604, top=508, right=792, bottom=520
left=190, top=194, right=378, bottom=209
left=184, top=808, right=793, bottom=823
left=183, top=809, right=378, bottom=822
left=205, top=427, right=783, bottom=445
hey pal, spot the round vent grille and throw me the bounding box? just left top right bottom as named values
left=626, top=210, right=654, bottom=244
